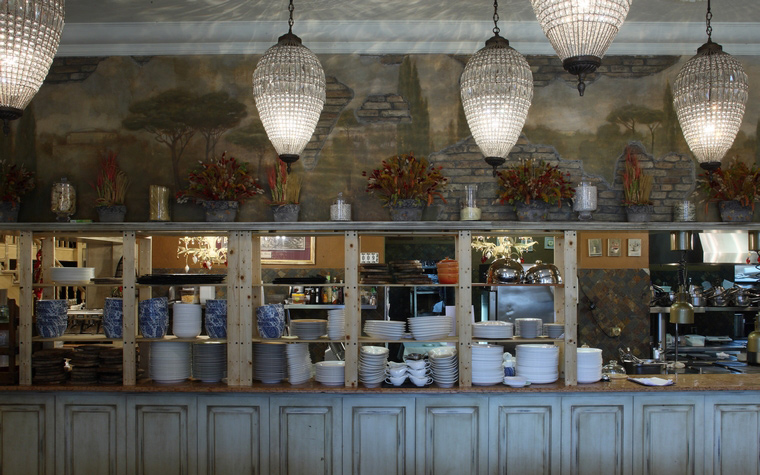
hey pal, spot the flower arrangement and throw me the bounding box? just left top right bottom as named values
left=363, top=152, right=448, bottom=207
left=268, top=160, right=302, bottom=205
left=93, top=151, right=129, bottom=207
left=0, top=159, right=35, bottom=203
left=698, top=158, right=760, bottom=208
left=496, top=159, right=573, bottom=206
left=621, top=149, right=653, bottom=206
left=176, top=153, right=263, bottom=203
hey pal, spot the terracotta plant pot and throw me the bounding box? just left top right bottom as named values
left=436, top=258, right=459, bottom=284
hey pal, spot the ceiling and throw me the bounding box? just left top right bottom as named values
left=58, top=0, right=760, bottom=57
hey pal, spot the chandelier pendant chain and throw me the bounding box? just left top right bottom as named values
left=492, top=0, right=500, bottom=36
left=288, top=0, right=295, bottom=34
left=705, top=0, right=712, bottom=41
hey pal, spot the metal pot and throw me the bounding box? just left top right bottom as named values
left=525, top=260, right=562, bottom=284
left=691, top=295, right=705, bottom=307
left=487, top=258, right=524, bottom=284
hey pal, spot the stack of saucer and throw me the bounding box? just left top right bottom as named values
left=364, top=320, right=405, bottom=340
left=577, top=347, right=603, bottom=383
left=471, top=344, right=504, bottom=386
left=327, top=309, right=345, bottom=340
left=428, top=347, right=459, bottom=388
left=515, top=344, right=559, bottom=384
left=359, top=346, right=389, bottom=388
left=315, top=361, right=345, bottom=386
left=290, top=319, right=327, bottom=340
left=408, top=315, right=451, bottom=341
left=472, top=321, right=514, bottom=339
left=515, top=318, right=543, bottom=338
left=192, top=342, right=226, bottom=383
left=253, top=342, right=287, bottom=384
left=286, top=343, right=312, bottom=385
left=543, top=323, right=564, bottom=339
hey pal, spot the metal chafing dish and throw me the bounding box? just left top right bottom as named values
left=525, top=260, right=562, bottom=284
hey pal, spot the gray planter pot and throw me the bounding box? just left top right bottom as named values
left=626, top=204, right=654, bottom=222
left=515, top=200, right=549, bottom=222
left=0, top=201, right=20, bottom=222
left=201, top=200, right=238, bottom=222
left=719, top=200, right=753, bottom=222
left=388, top=199, right=424, bottom=221
left=272, top=204, right=300, bottom=222
left=96, top=205, right=127, bottom=222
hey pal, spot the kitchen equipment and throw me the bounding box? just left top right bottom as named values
left=622, top=359, right=665, bottom=375
left=601, top=360, right=627, bottom=379
left=487, top=258, right=524, bottom=283
left=525, top=260, right=562, bottom=284
left=748, top=313, right=760, bottom=365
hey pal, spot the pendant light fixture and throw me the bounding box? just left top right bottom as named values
left=0, top=0, right=65, bottom=134
left=252, top=0, right=325, bottom=173
left=530, top=0, right=631, bottom=96
left=460, top=0, right=533, bottom=176
left=672, top=0, right=748, bottom=172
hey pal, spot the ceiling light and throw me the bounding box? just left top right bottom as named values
left=0, top=0, right=65, bottom=134
left=252, top=0, right=325, bottom=173
left=460, top=0, right=533, bottom=176
left=530, top=0, right=632, bottom=96
left=672, top=0, right=748, bottom=172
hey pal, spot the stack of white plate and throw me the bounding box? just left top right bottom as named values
left=49, top=267, right=95, bottom=285
left=290, top=319, right=327, bottom=340
left=253, top=342, right=287, bottom=384
left=472, top=321, right=514, bottom=339
left=286, top=343, right=312, bottom=385
left=543, top=323, right=564, bottom=339
left=315, top=361, right=345, bottom=386
left=359, top=346, right=389, bottom=388
left=327, top=309, right=345, bottom=340
left=192, top=342, right=226, bottom=383
left=515, top=344, right=559, bottom=384
left=428, top=347, right=459, bottom=388
left=364, top=320, right=405, bottom=340
left=173, top=303, right=202, bottom=338
left=471, top=344, right=504, bottom=386
left=577, top=347, right=603, bottom=383
left=515, top=318, right=543, bottom=338
left=150, top=341, right=191, bottom=383
left=408, top=315, right=452, bottom=341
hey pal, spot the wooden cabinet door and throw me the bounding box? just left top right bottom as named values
left=0, top=393, right=55, bottom=475
left=705, top=394, right=760, bottom=475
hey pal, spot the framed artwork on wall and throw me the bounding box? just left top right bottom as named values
left=261, top=236, right=315, bottom=264
left=608, top=238, right=621, bottom=257
left=544, top=236, right=555, bottom=250
left=588, top=238, right=602, bottom=257
left=627, top=238, right=642, bottom=257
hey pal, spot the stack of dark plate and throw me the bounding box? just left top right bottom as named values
left=70, top=346, right=102, bottom=385
left=390, top=260, right=433, bottom=285
left=32, top=348, right=73, bottom=385
left=98, top=348, right=125, bottom=385
left=359, top=264, right=393, bottom=284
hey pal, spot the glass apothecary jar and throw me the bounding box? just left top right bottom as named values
left=573, top=181, right=597, bottom=220
left=460, top=184, right=481, bottom=221
left=51, top=177, right=76, bottom=222
left=330, top=192, right=351, bottom=221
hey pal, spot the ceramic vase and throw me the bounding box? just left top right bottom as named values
left=515, top=200, right=549, bottom=221
left=202, top=200, right=238, bottom=222
left=272, top=204, right=300, bottom=222
left=626, top=204, right=654, bottom=222
left=719, top=200, right=752, bottom=222
left=388, top=199, right=424, bottom=221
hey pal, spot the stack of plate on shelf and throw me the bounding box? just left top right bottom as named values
left=408, top=315, right=451, bottom=341
left=286, top=343, right=312, bottom=385
left=359, top=264, right=393, bottom=284
left=471, top=344, right=505, bottom=386
left=472, top=321, right=514, bottom=339
left=315, top=361, right=345, bottom=386
left=327, top=309, right=345, bottom=340
left=543, top=323, right=564, bottom=339
left=577, top=347, right=603, bottom=383
left=515, top=318, right=543, bottom=338
left=150, top=341, right=191, bottom=384
left=49, top=266, right=95, bottom=285
left=173, top=303, right=202, bottom=338
left=290, top=319, right=327, bottom=340
left=428, top=346, right=459, bottom=388
left=363, top=320, right=405, bottom=340
left=389, top=260, right=433, bottom=285
left=359, top=346, right=389, bottom=388
left=515, top=344, right=559, bottom=384
left=192, top=342, right=226, bottom=383
left=253, top=342, right=287, bottom=384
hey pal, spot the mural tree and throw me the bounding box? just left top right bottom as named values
left=396, top=56, right=432, bottom=156
left=662, top=81, right=681, bottom=153
left=639, top=109, right=664, bottom=155
left=193, top=91, right=247, bottom=160
left=226, top=120, right=272, bottom=174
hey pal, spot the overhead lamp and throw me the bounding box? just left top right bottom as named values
left=530, top=0, right=632, bottom=96
left=460, top=0, right=533, bottom=176
left=0, top=0, right=65, bottom=134
left=672, top=0, right=748, bottom=172
left=252, top=0, right=325, bottom=173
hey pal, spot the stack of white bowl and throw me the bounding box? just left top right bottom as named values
left=173, top=303, right=202, bottom=338
left=285, top=343, right=312, bottom=385
left=515, top=318, right=543, bottom=338
left=290, top=319, right=327, bottom=340
left=315, top=361, right=345, bottom=386
left=577, top=347, right=603, bottom=383
left=253, top=342, right=287, bottom=384
left=192, top=341, right=226, bottom=383
left=364, top=320, right=405, bottom=340
left=327, top=309, right=345, bottom=340
left=471, top=344, right=505, bottom=386
left=428, top=347, right=459, bottom=388
left=472, top=321, right=514, bottom=339
left=150, top=341, right=191, bottom=383
left=359, top=346, right=389, bottom=387
left=543, top=323, right=564, bottom=339
left=49, top=266, right=95, bottom=285
left=408, top=315, right=451, bottom=341
left=515, top=344, right=559, bottom=384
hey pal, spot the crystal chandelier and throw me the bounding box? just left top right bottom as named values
left=530, top=0, right=631, bottom=96
left=0, top=0, right=65, bottom=134
left=252, top=0, right=325, bottom=173
left=460, top=0, right=533, bottom=176
left=672, top=0, right=748, bottom=171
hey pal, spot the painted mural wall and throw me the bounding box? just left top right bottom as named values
left=4, top=52, right=760, bottom=222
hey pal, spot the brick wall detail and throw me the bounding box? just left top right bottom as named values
left=356, top=94, right=411, bottom=124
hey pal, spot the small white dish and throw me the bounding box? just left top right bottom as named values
left=503, top=376, right=530, bottom=388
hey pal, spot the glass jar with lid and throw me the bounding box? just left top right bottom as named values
left=330, top=192, right=351, bottom=221
left=602, top=359, right=627, bottom=379
left=51, top=177, right=76, bottom=222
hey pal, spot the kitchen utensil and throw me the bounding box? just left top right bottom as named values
left=487, top=258, right=524, bottom=283
left=525, top=260, right=562, bottom=284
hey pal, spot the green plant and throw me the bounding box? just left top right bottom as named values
left=496, top=159, right=574, bottom=206
left=622, top=149, right=653, bottom=206
left=698, top=157, right=760, bottom=208
left=0, top=160, right=35, bottom=203
left=177, top=153, right=263, bottom=203
left=363, top=152, right=448, bottom=206
left=93, top=151, right=129, bottom=207
left=268, top=160, right=302, bottom=205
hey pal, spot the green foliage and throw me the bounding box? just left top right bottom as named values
left=176, top=153, right=263, bottom=203
left=0, top=160, right=35, bottom=203
left=496, top=159, right=574, bottom=206
left=363, top=152, right=448, bottom=207
left=698, top=158, right=760, bottom=207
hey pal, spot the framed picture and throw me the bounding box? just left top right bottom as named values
left=544, top=236, right=555, bottom=250
left=261, top=236, right=315, bottom=264
left=608, top=238, right=621, bottom=257
left=627, top=238, right=642, bottom=257
left=588, top=238, right=602, bottom=257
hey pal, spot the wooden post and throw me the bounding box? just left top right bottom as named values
left=122, top=232, right=137, bottom=385
left=457, top=230, right=472, bottom=387
left=561, top=231, right=578, bottom=386
left=344, top=231, right=359, bottom=387
left=18, top=231, right=32, bottom=385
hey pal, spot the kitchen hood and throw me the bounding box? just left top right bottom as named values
left=699, top=231, right=750, bottom=264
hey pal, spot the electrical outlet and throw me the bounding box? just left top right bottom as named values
left=360, top=252, right=380, bottom=264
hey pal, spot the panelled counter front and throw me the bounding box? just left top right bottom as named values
left=0, top=222, right=759, bottom=475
